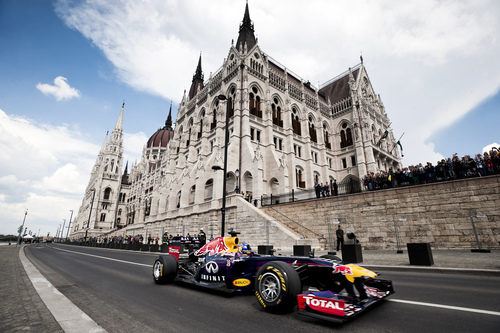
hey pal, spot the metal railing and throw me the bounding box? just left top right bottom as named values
left=261, top=179, right=361, bottom=206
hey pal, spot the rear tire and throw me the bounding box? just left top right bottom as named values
left=255, top=261, right=301, bottom=313
left=153, top=255, right=177, bottom=284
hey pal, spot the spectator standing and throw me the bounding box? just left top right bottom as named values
left=336, top=225, right=344, bottom=251
left=333, top=179, right=338, bottom=196
left=314, top=182, right=321, bottom=198
left=198, top=229, right=206, bottom=246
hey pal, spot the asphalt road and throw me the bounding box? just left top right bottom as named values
left=26, top=244, right=500, bottom=333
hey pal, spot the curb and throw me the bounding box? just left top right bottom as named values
left=363, top=264, right=500, bottom=276
left=20, top=245, right=107, bottom=332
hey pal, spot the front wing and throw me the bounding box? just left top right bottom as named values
left=297, top=287, right=393, bottom=322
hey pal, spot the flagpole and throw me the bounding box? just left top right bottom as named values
left=389, top=132, right=405, bottom=155
left=376, top=122, right=392, bottom=146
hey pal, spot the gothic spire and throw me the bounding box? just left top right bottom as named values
left=165, top=102, right=173, bottom=130
left=236, top=2, right=256, bottom=52
left=188, top=54, right=204, bottom=99
left=113, top=102, right=124, bottom=132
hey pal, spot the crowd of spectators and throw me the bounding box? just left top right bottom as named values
left=75, top=230, right=208, bottom=247
left=363, top=148, right=500, bottom=191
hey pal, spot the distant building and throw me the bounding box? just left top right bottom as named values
left=71, top=4, right=400, bottom=239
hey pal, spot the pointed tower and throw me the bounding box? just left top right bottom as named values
left=236, top=2, right=256, bottom=52
left=188, top=54, right=204, bottom=100
left=71, top=103, right=126, bottom=238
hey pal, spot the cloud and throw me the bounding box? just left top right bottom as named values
left=36, top=76, right=80, bottom=101
left=0, top=108, right=145, bottom=235
left=124, top=131, right=148, bottom=165
left=482, top=142, right=500, bottom=153
left=54, top=0, right=500, bottom=165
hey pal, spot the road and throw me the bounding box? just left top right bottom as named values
left=25, top=243, right=500, bottom=332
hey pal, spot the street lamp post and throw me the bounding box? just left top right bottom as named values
left=235, top=169, right=240, bottom=194
left=213, top=94, right=231, bottom=237
left=60, top=219, right=66, bottom=243
left=17, top=209, right=28, bottom=245
left=66, top=209, right=73, bottom=240
left=85, top=189, right=96, bottom=241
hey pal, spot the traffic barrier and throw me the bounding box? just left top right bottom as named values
left=258, top=245, right=274, bottom=255
left=342, top=244, right=363, bottom=263
left=293, top=245, right=311, bottom=257
left=407, top=243, right=434, bottom=266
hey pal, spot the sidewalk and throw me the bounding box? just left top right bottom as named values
left=312, top=248, right=500, bottom=274
left=0, top=245, right=63, bottom=333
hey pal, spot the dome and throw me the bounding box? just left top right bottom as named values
left=147, top=127, right=174, bottom=148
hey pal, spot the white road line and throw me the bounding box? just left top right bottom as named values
left=20, top=246, right=107, bottom=333
left=52, top=246, right=151, bottom=267
left=389, top=299, right=500, bottom=316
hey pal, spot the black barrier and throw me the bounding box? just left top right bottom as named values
left=258, top=245, right=274, bottom=255
left=342, top=244, right=363, bottom=263
left=141, top=244, right=150, bottom=251
left=293, top=245, right=311, bottom=257
left=407, top=243, right=434, bottom=266
left=160, top=244, right=169, bottom=253
left=150, top=244, right=159, bottom=252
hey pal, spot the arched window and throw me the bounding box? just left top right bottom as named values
left=186, top=119, right=193, bottom=147
left=271, top=97, right=283, bottom=127
left=176, top=191, right=181, bottom=208
left=291, top=107, right=301, bottom=135
left=228, top=86, right=236, bottom=118
left=270, top=178, right=279, bottom=196
left=308, top=115, right=317, bottom=143
left=198, top=109, right=205, bottom=139
left=249, top=86, right=262, bottom=118
left=118, top=209, right=122, bottom=216
left=323, top=123, right=331, bottom=149
left=243, top=171, right=253, bottom=195
left=314, top=172, right=320, bottom=184
left=211, top=100, right=218, bottom=131
left=104, top=187, right=111, bottom=200
left=340, top=123, right=353, bottom=148
left=295, top=167, right=305, bottom=188
left=204, top=179, right=213, bottom=201
left=100, top=213, right=106, bottom=222
left=189, top=185, right=196, bottom=205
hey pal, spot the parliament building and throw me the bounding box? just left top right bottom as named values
left=70, top=4, right=401, bottom=243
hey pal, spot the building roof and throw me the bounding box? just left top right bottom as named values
left=188, top=54, right=204, bottom=100
left=319, top=67, right=360, bottom=105
left=236, top=2, right=256, bottom=51
left=147, top=103, right=175, bottom=148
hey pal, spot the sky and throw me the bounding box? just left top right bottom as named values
left=0, top=0, right=499, bottom=236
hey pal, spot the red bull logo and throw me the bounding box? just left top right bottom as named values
left=194, top=237, right=229, bottom=256
left=333, top=264, right=353, bottom=275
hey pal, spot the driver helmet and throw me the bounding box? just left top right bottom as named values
left=239, top=242, right=252, bottom=253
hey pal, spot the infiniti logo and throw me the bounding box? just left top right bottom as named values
left=206, top=261, right=219, bottom=274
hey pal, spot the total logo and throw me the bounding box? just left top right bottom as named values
left=205, top=261, right=219, bottom=274
left=298, top=295, right=345, bottom=317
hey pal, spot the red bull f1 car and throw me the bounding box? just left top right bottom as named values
left=152, top=235, right=394, bottom=322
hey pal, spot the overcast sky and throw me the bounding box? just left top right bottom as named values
left=0, top=0, right=499, bottom=236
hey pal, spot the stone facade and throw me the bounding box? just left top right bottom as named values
left=262, top=175, right=500, bottom=250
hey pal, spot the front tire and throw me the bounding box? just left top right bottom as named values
left=153, top=255, right=177, bottom=284
left=255, top=261, right=301, bottom=312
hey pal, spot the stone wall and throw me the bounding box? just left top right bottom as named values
left=113, top=195, right=317, bottom=252
left=262, top=175, right=500, bottom=250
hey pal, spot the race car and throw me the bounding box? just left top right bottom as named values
left=152, top=235, right=394, bottom=321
